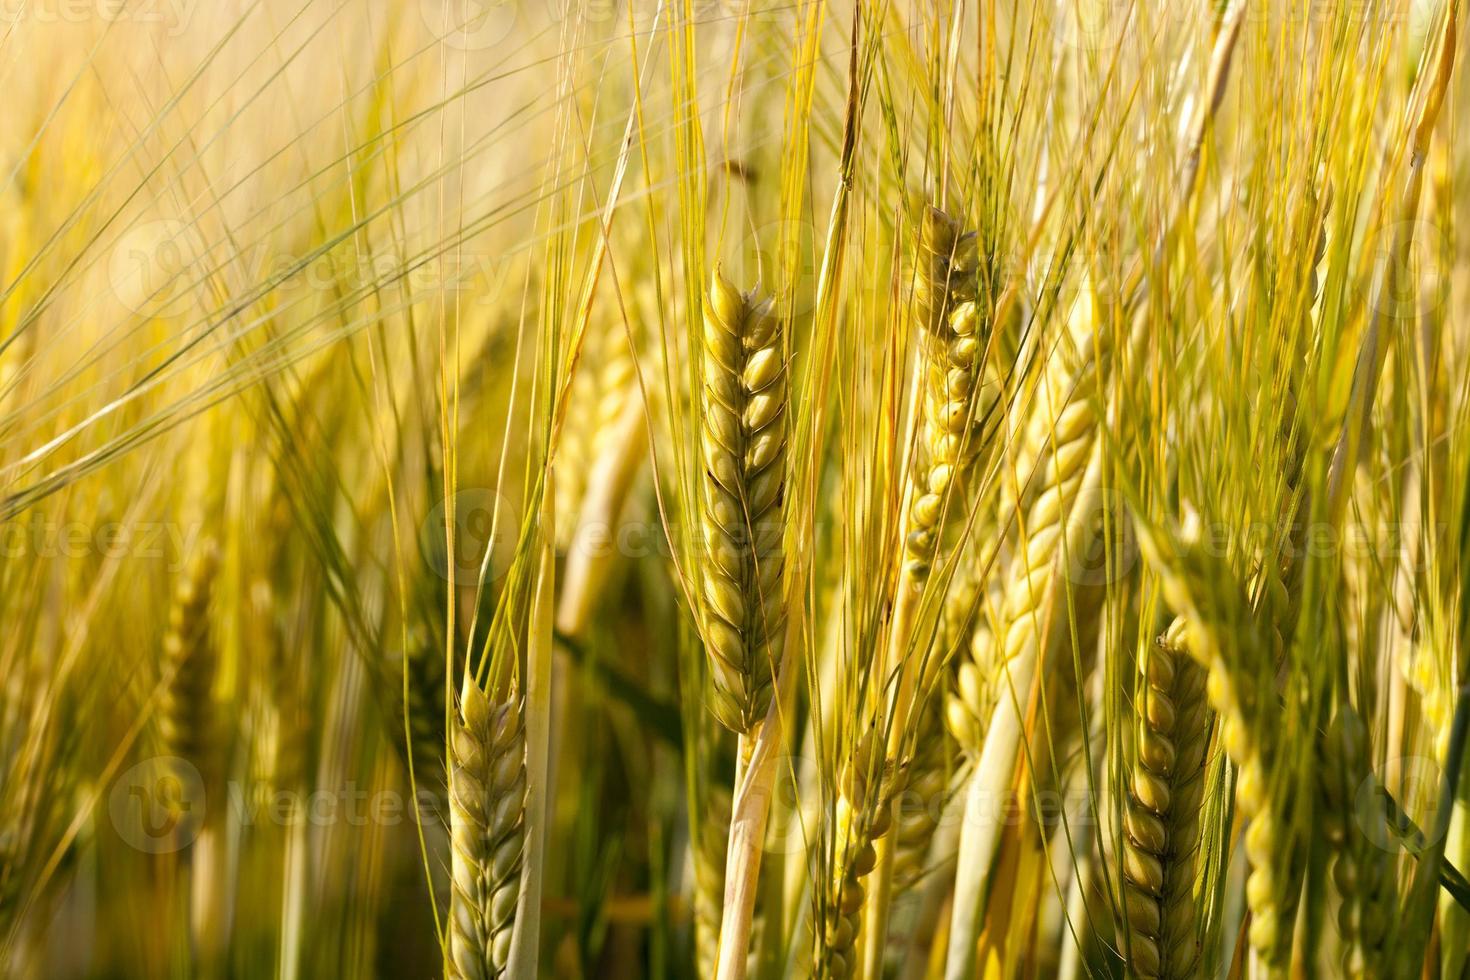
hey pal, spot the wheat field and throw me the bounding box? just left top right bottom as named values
left=0, top=0, right=1467, bottom=977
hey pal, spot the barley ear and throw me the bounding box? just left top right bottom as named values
left=816, top=730, right=902, bottom=978
left=447, top=682, right=527, bottom=980
left=700, top=269, right=787, bottom=733
left=1131, top=516, right=1294, bottom=971
left=159, top=541, right=221, bottom=782
left=1120, top=618, right=1210, bottom=979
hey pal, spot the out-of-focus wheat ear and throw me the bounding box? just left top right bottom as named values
left=945, top=617, right=998, bottom=754
left=1319, top=707, right=1394, bottom=978
left=693, top=787, right=729, bottom=979
left=946, top=288, right=1122, bottom=980
left=447, top=682, right=527, bottom=980
left=159, top=541, right=221, bottom=785
left=890, top=704, right=950, bottom=892
left=699, top=269, right=787, bottom=734
left=389, top=619, right=450, bottom=798
left=0, top=828, right=21, bottom=937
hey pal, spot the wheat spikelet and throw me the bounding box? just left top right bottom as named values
left=447, top=681, right=527, bottom=980
left=1120, top=618, right=1210, bottom=979
left=159, top=543, right=220, bottom=775
left=699, top=270, right=788, bottom=733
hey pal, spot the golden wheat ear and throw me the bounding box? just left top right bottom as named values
left=447, top=681, right=527, bottom=980
left=699, top=268, right=788, bottom=735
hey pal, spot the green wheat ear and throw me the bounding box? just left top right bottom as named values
left=447, top=681, right=527, bottom=980
left=699, top=268, right=788, bottom=734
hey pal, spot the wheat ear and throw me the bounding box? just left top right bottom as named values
left=902, top=207, right=982, bottom=583
left=160, top=543, right=220, bottom=776
left=862, top=207, right=986, bottom=973
left=447, top=681, right=527, bottom=980
left=399, top=623, right=450, bottom=792
left=945, top=291, right=1116, bottom=980
left=817, top=730, right=894, bottom=979
left=1120, top=618, right=1210, bottom=978
left=1319, top=707, right=1394, bottom=977
left=700, top=269, right=788, bottom=734
left=1132, top=517, right=1293, bottom=972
